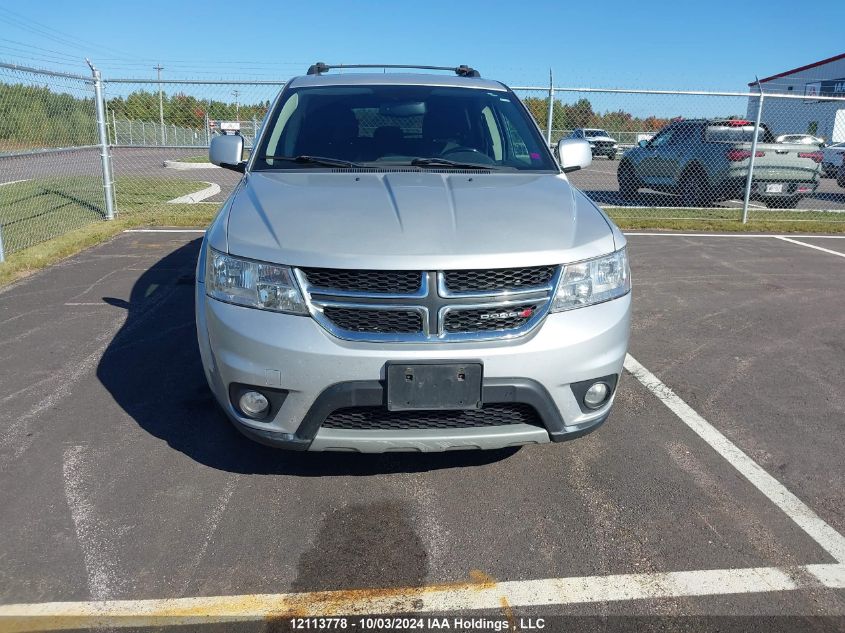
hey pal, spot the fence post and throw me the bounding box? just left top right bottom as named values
left=86, top=60, right=116, bottom=221
left=546, top=68, right=554, bottom=146
left=0, top=223, right=5, bottom=263
left=741, top=77, right=765, bottom=224
left=112, top=109, right=118, bottom=145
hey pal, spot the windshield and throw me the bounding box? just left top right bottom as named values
left=253, top=84, right=557, bottom=171
left=584, top=129, right=608, bottom=138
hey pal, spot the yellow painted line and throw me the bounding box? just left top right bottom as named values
left=1, top=564, right=843, bottom=632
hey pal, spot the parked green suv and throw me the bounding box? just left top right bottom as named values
left=617, top=119, right=823, bottom=208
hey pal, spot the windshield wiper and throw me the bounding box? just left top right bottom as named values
left=263, top=155, right=363, bottom=168
left=409, top=157, right=498, bottom=170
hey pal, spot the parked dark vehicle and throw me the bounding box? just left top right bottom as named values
left=617, top=119, right=823, bottom=208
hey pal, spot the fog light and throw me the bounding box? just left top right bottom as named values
left=583, top=382, right=610, bottom=409
left=239, top=390, right=270, bottom=418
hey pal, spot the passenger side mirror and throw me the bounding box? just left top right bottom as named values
left=210, top=134, right=246, bottom=172
left=638, top=139, right=649, bottom=148
left=556, top=138, right=592, bottom=173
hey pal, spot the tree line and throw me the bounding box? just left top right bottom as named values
left=105, top=91, right=271, bottom=129
left=0, top=83, right=98, bottom=149
left=0, top=82, right=270, bottom=149
left=523, top=97, right=670, bottom=139
left=1, top=81, right=674, bottom=151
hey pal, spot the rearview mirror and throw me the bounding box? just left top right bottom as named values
left=210, top=134, right=245, bottom=172
left=556, top=138, right=592, bottom=173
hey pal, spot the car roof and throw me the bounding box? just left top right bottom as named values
left=286, top=72, right=508, bottom=91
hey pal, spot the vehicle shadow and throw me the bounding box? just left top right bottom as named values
left=809, top=191, right=845, bottom=205
left=96, top=239, right=519, bottom=476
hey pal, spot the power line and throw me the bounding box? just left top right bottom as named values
left=0, top=6, right=142, bottom=61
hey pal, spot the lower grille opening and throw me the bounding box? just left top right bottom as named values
left=322, top=403, right=542, bottom=431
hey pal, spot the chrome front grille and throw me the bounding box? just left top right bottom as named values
left=300, top=268, right=423, bottom=294
left=442, top=266, right=556, bottom=293
left=443, top=303, right=544, bottom=333
left=295, top=265, right=560, bottom=343
left=322, top=306, right=423, bottom=334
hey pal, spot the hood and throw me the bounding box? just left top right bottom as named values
left=586, top=135, right=616, bottom=143
left=223, top=171, right=616, bottom=269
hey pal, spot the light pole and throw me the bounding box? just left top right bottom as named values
left=232, top=90, right=240, bottom=122
left=154, top=64, right=165, bottom=145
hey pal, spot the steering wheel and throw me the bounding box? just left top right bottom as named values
left=440, top=146, right=495, bottom=164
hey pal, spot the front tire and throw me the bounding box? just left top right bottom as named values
left=680, top=171, right=711, bottom=207
left=618, top=162, right=639, bottom=201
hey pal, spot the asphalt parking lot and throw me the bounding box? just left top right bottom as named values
left=0, top=230, right=844, bottom=631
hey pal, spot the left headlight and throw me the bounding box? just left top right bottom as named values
left=205, top=247, right=307, bottom=314
left=551, top=248, right=631, bottom=312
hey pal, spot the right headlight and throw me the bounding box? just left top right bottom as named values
left=551, top=248, right=631, bottom=312
left=205, top=247, right=307, bottom=314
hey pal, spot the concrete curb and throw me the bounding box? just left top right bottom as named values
left=167, top=181, right=221, bottom=204
left=163, top=160, right=219, bottom=170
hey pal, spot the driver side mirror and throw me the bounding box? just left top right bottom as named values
left=556, top=138, right=592, bottom=173
left=210, top=134, right=246, bottom=172
left=638, top=139, right=649, bottom=148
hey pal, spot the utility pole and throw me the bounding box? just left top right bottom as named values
left=154, top=63, right=165, bottom=145
left=232, top=90, right=240, bottom=122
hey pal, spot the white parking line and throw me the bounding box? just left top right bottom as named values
left=624, top=354, right=845, bottom=563
left=0, top=563, right=842, bottom=629
left=774, top=236, right=845, bottom=258
left=624, top=232, right=845, bottom=238
left=1, top=355, right=843, bottom=628
left=122, top=229, right=206, bottom=233
left=0, top=179, right=30, bottom=187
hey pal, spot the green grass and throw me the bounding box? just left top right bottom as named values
left=177, top=155, right=212, bottom=163
left=173, top=149, right=251, bottom=164
left=0, top=203, right=219, bottom=287
left=605, top=207, right=845, bottom=233
left=0, top=176, right=206, bottom=255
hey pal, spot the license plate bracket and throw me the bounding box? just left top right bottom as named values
left=386, top=362, right=482, bottom=411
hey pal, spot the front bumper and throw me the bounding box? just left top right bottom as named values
left=196, top=283, right=631, bottom=452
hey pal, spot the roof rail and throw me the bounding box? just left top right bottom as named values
left=305, top=63, right=480, bottom=78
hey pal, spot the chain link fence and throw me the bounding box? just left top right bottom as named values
left=514, top=86, right=845, bottom=223
left=2, top=61, right=845, bottom=262
left=0, top=64, right=104, bottom=258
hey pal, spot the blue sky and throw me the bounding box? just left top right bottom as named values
left=1, top=0, right=843, bottom=89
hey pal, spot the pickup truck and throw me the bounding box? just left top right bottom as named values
left=567, top=128, right=619, bottom=160
left=617, top=119, right=823, bottom=208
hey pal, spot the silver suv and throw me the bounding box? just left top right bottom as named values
left=196, top=63, right=631, bottom=453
